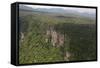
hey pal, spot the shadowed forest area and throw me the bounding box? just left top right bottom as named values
left=19, top=6, right=96, bottom=64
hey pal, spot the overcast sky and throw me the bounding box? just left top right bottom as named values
left=21, top=4, right=96, bottom=14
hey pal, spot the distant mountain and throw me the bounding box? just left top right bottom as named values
left=19, top=5, right=96, bottom=19
left=78, top=12, right=96, bottom=19
left=19, top=5, right=34, bottom=11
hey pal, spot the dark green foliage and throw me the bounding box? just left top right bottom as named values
left=19, top=10, right=96, bottom=64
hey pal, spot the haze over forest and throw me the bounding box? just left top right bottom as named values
left=19, top=4, right=96, bottom=19
left=19, top=4, right=96, bottom=64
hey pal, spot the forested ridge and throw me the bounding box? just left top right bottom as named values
left=19, top=9, right=96, bottom=64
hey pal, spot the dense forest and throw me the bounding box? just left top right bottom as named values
left=19, top=6, right=96, bottom=64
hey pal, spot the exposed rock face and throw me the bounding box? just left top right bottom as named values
left=51, top=30, right=58, bottom=47
left=20, top=32, right=24, bottom=42
left=64, top=51, right=71, bottom=61
left=45, top=27, right=64, bottom=47
left=45, top=28, right=71, bottom=61
left=58, top=33, right=64, bottom=47
left=45, top=30, right=51, bottom=43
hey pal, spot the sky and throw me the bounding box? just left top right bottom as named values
left=20, top=4, right=96, bottom=14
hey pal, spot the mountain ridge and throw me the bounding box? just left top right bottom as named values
left=19, top=5, right=96, bottom=19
